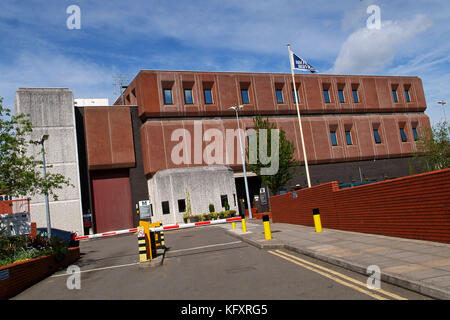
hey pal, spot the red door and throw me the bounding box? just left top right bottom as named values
left=91, top=169, right=134, bottom=233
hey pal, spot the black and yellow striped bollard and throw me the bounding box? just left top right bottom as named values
left=137, top=226, right=148, bottom=262
left=263, top=215, right=272, bottom=240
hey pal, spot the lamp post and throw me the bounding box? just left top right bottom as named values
left=437, top=100, right=447, bottom=123
left=229, top=105, right=253, bottom=219
left=40, top=134, right=51, bottom=239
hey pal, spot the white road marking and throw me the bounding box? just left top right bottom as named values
left=50, top=262, right=139, bottom=277
left=167, top=241, right=243, bottom=254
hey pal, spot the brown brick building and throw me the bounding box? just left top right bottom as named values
left=74, top=70, right=430, bottom=234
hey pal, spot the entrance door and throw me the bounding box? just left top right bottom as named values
left=91, top=169, right=134, bottom=233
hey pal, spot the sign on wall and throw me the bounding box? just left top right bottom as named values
left=138, top=200, right=152, bottom=220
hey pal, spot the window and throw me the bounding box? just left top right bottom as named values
left=276, top=89, right=284, bottom=103
left=178, top=199, right=186, bottom=213
left=233, top=194, right=236, bottom=206
left=204, top=89, right=213, bottom=104
left=221, top=195, right=229, bottom=208
left=184, top=89, right=193, bottom=104
left=400, top=128, right=407, bottom=142
left=330, top=131, right=338, bottom=146
left=412, top=127, right=418, bottom=141
left=323, top=90, right=330, bottom=103
left=292, top=89, right=300, bottom=103
left=373, top=129, right=382, bottom=144
left=163, top=89, right=173, bottom=105
left=241, top=89, right=250, bottom=104
left=162, top=201, right=170, bottom=215
left=338, top=90, right=345, bottom=103
left=345, top=130, right=352, bottom=145
left=352, top=89, right=359, bottom=103
left=392, top=89, right=398, bottom=103
left=405, top=89, right=411, bottom=103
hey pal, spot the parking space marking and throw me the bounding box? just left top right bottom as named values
left=167, top=241, right=243, bottom=254
left=50, top=262, right=139, bottom=277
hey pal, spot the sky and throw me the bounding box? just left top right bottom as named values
left=0, top=0, right=448, bottom=125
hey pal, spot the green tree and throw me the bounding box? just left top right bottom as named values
left=245, top=115, right=300, bottom=194
left=412, top=121, right=450, bottom=172
left=0, top=98, right=73, bottom=200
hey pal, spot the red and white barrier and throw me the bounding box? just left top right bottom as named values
left=75, top=217, right=242, bottom=240
left=150, top=217, right=242, bottom=232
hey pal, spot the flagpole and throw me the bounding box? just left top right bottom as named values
left=287, top=44, right=312, bottom=188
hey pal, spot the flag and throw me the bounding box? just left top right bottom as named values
left=291, top=52, right=318, bottom=73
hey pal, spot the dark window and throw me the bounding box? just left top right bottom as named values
left=204, top=89, right=213, bottom=104
left=338, top=90, right=345, bottom=103
left=323, top=90, right=330, bottom=103
left=241, top=89, right=250, bottom=104
left=352, top=90, right=359, bottom=103
left=233, top=194, right=236, bottom=206
left=292, top=89, right=300, bottom=103
left=276, top=89, right=283, bottom=103
left=178, top=199, right=186, bottom=213
left=184, top=89, right=193, bottom=104
left=221, top=195, right=229, bottom=208
left=392, top=90, right=398, bottom=103
left=162, top=201, right=170, bottom=215
left=405, top=90, right=411, bottom=102
left=373, top=129, right=382, bottom=144
left=400, top=128, right=407, bottom=142
left=345, top=130, right=352, bottom=145
left=412, top=127, right=418, bottom=141
left=163, top=89, right=173, bottom=105
left=330, top=131, right=338, bottom=146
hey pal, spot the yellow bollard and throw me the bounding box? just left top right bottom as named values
left=139, top=220, right=153, bottom=260
left=313, top=208, right=322, bottom=233
left=241, top=218, right=247, bottom=233
left=232, top=222, right=236, bottom=230
left=263, top=215, right=272, bottom=240
left=137, top=226, right=148, bottom=262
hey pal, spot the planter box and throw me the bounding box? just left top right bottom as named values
left=0, top=247, right=80, bottom=300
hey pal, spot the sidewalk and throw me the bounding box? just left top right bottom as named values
left=221, top=220, right=450, bottom=300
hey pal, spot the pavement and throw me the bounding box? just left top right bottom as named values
left=222, top=219, right=450, bottom=300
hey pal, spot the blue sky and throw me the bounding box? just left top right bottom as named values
left=0, top=0, right=449, bottom=124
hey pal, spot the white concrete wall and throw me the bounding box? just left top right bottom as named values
left=148, top=166, right=238, bottom=225
left=14, top=88, right=84, bottom=235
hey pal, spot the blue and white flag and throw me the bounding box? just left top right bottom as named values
left=292, top=52, right=318, bottom=73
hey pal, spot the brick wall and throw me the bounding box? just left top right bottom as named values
left=0, top=247, right=80, bottom=300
left=271, top=169, right=450, bottom=243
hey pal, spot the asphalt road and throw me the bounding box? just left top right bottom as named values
left=12, top=225, right=431, bottom=300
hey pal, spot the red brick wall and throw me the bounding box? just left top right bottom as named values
left=0, top=247, right=80, bottom=300
left=271, top=169, right=450, bottom=243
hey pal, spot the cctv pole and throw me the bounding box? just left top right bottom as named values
left=233, top=106, right=253, bottom=219
left=40, top=135, right=51, bottom=239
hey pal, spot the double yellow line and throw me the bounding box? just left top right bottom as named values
left=268, top=249, right=407, bottom=300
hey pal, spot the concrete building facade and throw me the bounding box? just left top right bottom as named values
left=15, top=70, right=431, bottom=235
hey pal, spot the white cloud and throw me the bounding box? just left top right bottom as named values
left=332, top=14, right=433, bottom=74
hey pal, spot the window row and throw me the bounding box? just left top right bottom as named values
left=329, top=125, right=419, bottom=146
left=162, top=81, right=414, bottom=106
left=322, top=83, right=413, bottom=104
left=161, top=194, right=236, bottom=215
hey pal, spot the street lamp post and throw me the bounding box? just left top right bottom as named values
left=40, top=134, right=51, bottom=239
left=229, top=105, right=253, bottom=219
left=437, top=100, right=447, bottom=123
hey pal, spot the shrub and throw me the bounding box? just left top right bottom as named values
left=224, top=202, right=230, bottom=211
left=209, top=212, right=218, bottom=220
left=209, top=203, right=215, bottom=213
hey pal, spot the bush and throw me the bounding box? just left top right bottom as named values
left=209, top=204, right=215, bottom=213
left=209, top=212, right=218, bottom=220
left=224, top=202, right=230, bottom=211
